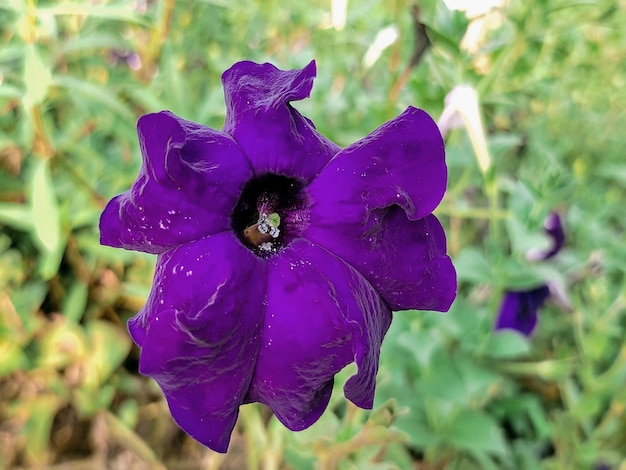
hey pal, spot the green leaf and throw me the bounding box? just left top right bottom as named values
left=496, top=359, right=575, bottom=381
left=30, top=158, right=61, bottom=252
left=18, top=394, right=62, bottom=466
left=454, top=247, right=492, bottom=284
left=37, top=318, right=86, bottom=369
left=443, top=409, right=508, bottom=455
left=505, top=216, right=549, bottom=256
left=29, top=158, right=64, bottom=279
left=0, top=84, right=22, bottom=99
left=396, top=412, right=441, bottom=448
left=82, top=320, right=132, bottom=389
left=103, top=411, right=168, bottom=469
left=0, top=331, right=29, bottom=376
left=75, top=384, right=116, bottom=417
left=484, top=330, right=531, bottom=359
left=23, top=45, right=52, bottom=109
left=0, top=203, right=33, bottom=230
left=9, top=282, right=47, bottom=341
left=36, top=3, right=149, bottom=26
left=62, top=282, right=89, bottom=323
left=0, top=0, right=24, bottom=12
left=53, top=75, right=135, bottom=120
left=0, top=293, right=29, bottom=376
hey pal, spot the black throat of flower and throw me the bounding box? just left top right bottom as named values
left=231, top=174, right=308, bottom=256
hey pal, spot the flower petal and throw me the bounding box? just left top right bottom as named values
left=308, top=106, right=446, bottom=222
left=306, top=107, right=454, bottom=311
left=494, top=285, right=550, bottom=337
left=244, top=240, right=391, bottom=430
left=221, top=60, right=340, bottom=181
left=307, top=206, right=455, bottom=311
left=128, top=232, right=266, bottom=453
left=542, top=212, right=565, bottom=259
left=526, top=212, right=566, bottom=261
left=100, top=111, right=252, bottom=254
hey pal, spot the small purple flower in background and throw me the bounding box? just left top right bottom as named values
left=99, top=60, right=456, bottom=452
left=495, top=212, right=565, bottom=336
left=526, top=212, right=565, bottom=261
left=494, top=286, right=551, bottom=336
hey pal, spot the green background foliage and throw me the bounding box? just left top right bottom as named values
left=1, top=0, right=625, bottom=468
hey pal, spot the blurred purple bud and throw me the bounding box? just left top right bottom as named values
left=495, top=285, right=551, bottom=336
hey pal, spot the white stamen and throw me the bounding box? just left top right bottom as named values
left=258, top=221, right=270, bottom=234
left=259, top=242, right=274, bottom=252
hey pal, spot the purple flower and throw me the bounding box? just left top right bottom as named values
left=99, top=60, right=456, bottom=452
left=527, top=212, right=565, bottom=261
left=494, top=286, right=551, bottom=336
left=495, top=212, right=564, bottom=336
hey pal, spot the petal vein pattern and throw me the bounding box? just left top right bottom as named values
left=306, top=107, right=456, bottom=311
left=100, top=111, right=252, bottom=254
left=244, top=240, right=391, bottom=430
left=222, top=60, right=340, bottom=180
left=128, top=232, right=266, bottom=452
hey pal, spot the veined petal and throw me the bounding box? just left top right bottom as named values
left=128, top=232, right=266, bottom=453
left=222, top=60, right=340, bottom=181
left=308, top=207, right=455, bottom=312
left=100, top=111, right=252, bottom=254
left=245, top=240, right=391, bottom=430
left=308, top=106, right=446, bottom=222
left=306, top=108, right=454, bottom=311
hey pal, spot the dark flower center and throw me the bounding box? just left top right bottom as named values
left=232, top=174, right=309, bottom=256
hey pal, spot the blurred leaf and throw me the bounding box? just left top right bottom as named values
left=75, top=383, right=116, bottom=417
left=506, top=216, right=548, bottom=256
left=82, top=319, right=131, bottom=389
left=454, top=247, right=492, bottom=284
left=443, top=409, right=508, bottom=455
left=30, top=158, right=64, bottom=279
left=495, top=258, right=553, bottom=290
left=0, top=340, right=28, bottom=376
left=418, top=350, right=467, bottom=406
left=0, top=84, right=22, bottom=99
left=484, top=330, right=531, bottom=359
left=0, top=0, right=24, bottom=13
left=19, top=394, right=62, bottom=466
left=58, top=33, right=129, bottom=58
left=37, top=317, right=86, bottom=369
left=596, top=163, right=626, bottom=184
left=37, top=3, right=149, bottom=26
left=0, top=294, right=30, bottom=375
left=455, top=354, right=502, bottom=399
left=53, top=75, right=135, bottom=120
left=497, top=359, right=576, bottom=381
left=397, top=328, right=439, bottom=368
left=396, top=413, right=441, bottom=449
left=0, top=203, right=32, bottom=230
left=30, top=158, right=60, bottom=251
left=117, top=399, right=139, bottom=429
left=23, top=45, right=52, bottom=109
left=10, top=281, right=47, bottom=340
left=62, top=282, right=89, bottom=323
left=102, top=411, right=167, bottom=469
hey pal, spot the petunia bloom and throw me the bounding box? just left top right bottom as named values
left=526, top=212, right=565, bottom=261
left=494, top=286, right=551, bottom=336
left=99, top=60, right=456, bottom=452
left=495, top=212, right=565, bottom=336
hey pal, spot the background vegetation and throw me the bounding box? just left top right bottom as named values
left=1, top=0, right=625, bottom=468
